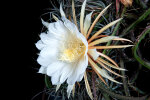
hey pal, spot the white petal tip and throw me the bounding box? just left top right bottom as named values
left=67, top=85, right=74, bottom=99
left=60, top=3, right=66, bottom=17
left=56, top=84, right=61, bottom=92
left=41, top=19, right=49, bottom=28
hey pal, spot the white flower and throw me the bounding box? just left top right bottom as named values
left=36, top=0, right=133, bottom=99
left=37, top=17, right=89, bottom=85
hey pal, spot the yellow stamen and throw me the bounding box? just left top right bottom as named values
left=59, top=42, right=85, bottom=63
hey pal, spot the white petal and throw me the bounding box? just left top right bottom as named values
left=63, top=17, right=88, bottom=54
left=37, top=43, right=58, bottom=66
left=41, top=19, right=49, bottom=28
left=59, top=63, right=73, bottom=83
left=47, top=20, right=69, bottom=39
left=35, top=40, right=46, bottom=50
left=67, top=55, right=88, bottom=84
left=88, top=49, right=99, bottom=60
left=60, top=4, right=66, bottom=17
left=62, top=17, right=79, bottom=35
left=39, top=45, right=58, bottom=58
left=67, top=84, right=74, bottom=98
left=51, top=71, right=61, bottom=85
left=84, top=12, right=93, bottom=34
left=37, top=56, right=53, bottom=66
left=38, top=66, right=47, bottom=74
left=66, top=68, right=78, bottom=85
left=62, top=17, right=88, bottom=55
left=76, top=73, right=84, bottom=82
left=40, top=33, right=52, bottom=45
left=47, top=61, right=65, bottom=76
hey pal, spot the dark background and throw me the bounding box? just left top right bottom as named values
left=10, top=0, right=52, bottom=100
left=26, top=0, right=50, bottom=99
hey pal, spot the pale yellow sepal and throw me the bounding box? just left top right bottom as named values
left=84, top=12, right=93, bottom=35
left=89, top=45, right=133, bottom=49
left=56, top=84, right=61, bottom=92
left=97, top=57, right=126, bottom=71
left=89, top=36, right=133, bottom=46
left=96, top=60, right=124, bottom=78
left=72, top=0, right=78, bottom=27
left=84, top=72, right=93, bottom=100
left=88, top=18, right=123, bottom=43
left=88, top=49, right=99, bottom=60
left=52, top=14, right=59, bottom=21
left=86, top=4, right=112, bottom=39
left=98, top=68, right=122, bottom=84
left=97, top=52, right=119, bottom=68
left=80, top=0, right=87, bottom=36
left=72, top=84, right=75, bottom=97
left=88, top=56, right=122, bottom=84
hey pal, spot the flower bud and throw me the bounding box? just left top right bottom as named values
left=120, top=0, right=133, bottom=6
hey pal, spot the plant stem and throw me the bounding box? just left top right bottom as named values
left=120, top=59, right=130, bottom=96
left=45, top=75, right=52, bottom=89
left=92, top=71, right=97, bottom=100
left=128, top=84, right=145, bottom=94
left=105, top=8, right=150, bottom=55
left=130, top=65, right=142, bottom=84
left=132, top=26, right=150, bottom=69
left=98, top=83, right=148, bottom=100
left=120, top=8, right=150, bottom=38
left=103, top=93, right=111, bottom=100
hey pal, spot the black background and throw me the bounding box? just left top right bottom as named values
left=24, top=0, right=50, bottom=99
left=9, top=0, right=52, bottom=99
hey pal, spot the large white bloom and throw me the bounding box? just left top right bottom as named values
left=36, top=17, right=88, bottom=85
left=36, top=0, right=133, bottom=99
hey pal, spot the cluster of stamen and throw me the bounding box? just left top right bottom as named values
left=59, top=41, right=85, bottom=63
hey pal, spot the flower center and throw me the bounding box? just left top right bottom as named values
left=59, top=42, right=86, bottom=63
